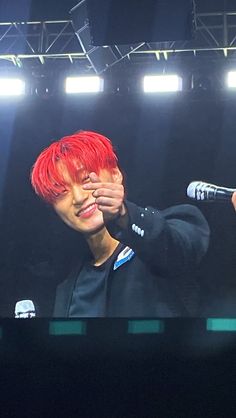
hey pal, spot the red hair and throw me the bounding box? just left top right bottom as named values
left=31, top=130, right=118, bottom=204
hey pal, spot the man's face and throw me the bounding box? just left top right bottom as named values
left=52, top=167, right=116, bottom=235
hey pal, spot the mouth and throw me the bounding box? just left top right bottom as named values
left=76, top=203, right=97, bottom=219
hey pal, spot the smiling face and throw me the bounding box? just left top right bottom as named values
left=52, top=166, right=116, bottom=236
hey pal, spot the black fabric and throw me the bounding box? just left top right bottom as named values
left=69, top=243, right=123, bottom=317
left=53, top=202, right=210, bottom=317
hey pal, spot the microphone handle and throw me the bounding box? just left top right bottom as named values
left=210, top=188, right=234, bottom=200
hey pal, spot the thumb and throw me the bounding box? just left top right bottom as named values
left=89, top=172, right=100, bottom=183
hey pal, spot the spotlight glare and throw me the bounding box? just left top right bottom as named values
left=0, top=78, right=25, bottom=96
left=65, top=76, right=103, bottom=94
left=227, top=71, right=236, bottom=88
left=143, top=75, right=182, bottom=93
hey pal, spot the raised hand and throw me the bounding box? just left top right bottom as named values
left=83, top=171, right=126, bottom=222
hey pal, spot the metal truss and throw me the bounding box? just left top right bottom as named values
left=0, top=20, right=85, bottom=68
left=0, top=11, right=236, bottom=71
left=133, top=11, right=236, bottom=62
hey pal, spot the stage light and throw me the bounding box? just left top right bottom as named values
left=65, top=76, right=104, bottom=94
left=227, top=71, right=236, bottom=88
left=0, top=78, right=25, bottom=96
left=143, top=75, right=182, bottom=93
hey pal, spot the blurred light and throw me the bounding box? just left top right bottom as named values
left=127, top=320, right=165, bottom=334
left=0, top=78, right=25, bottom=96
left=227, top=71, right=236, bottom=88
left=207, top=318, right=236, bottom=332
left=65, top=76, right=104, bottom=94
left=143, top=75, right=182, bottom=93
left=49, top=320, right=87, bottom=336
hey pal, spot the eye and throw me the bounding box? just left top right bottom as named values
left=82, top=175, right=90, bottom=183
left=54, top=188, right=68, bottom=199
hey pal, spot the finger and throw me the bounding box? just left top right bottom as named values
left=93, top=188, right=122, bottom=198
left=97, top=205, right=120, bottom=217
left=82, top=182, right=99, bottom=190
left=95, top=197, right=119, bottom=207
left=232, top=192, right=236, bottom=210
left=83, top=182, right=121, bottom=191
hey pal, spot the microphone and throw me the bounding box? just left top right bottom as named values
left=187, top=181, right=236, bottom=202
left=15, top=300, right=36, bottom=318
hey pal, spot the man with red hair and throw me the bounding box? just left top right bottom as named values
left=31, top=130, right=210, bottom=317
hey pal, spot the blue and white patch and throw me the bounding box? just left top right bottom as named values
left=113, top=246, right=135, bottom=271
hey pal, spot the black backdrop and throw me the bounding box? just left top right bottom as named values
left=0, top=90, right=236, bottom=317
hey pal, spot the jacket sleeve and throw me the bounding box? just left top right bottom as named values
left=106, top=201, right=210, bottom=278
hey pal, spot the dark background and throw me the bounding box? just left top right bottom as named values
left=0, top=90, right=236, bottom=317
left=0, top=0, right=236, bottom=317
left=0, top=2, right=236, bottom=416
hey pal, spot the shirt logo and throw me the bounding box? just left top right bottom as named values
left=113, top=246, right=135, bottom=271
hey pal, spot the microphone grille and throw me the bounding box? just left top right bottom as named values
left=186, top=181, right=201, bottom=199
left=15, top=300, right=36, bottom=318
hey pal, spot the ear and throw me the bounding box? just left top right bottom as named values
left=111, top=167, right=123, bottom=185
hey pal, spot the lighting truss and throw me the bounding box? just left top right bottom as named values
left=0, top=20, right=85, bottom=67
left=0, top=10, right=236, bottom=71
left=137, top=11, right=236, bottom=61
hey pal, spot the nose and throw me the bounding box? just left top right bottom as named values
left=71, top=184, right=88, bottom=206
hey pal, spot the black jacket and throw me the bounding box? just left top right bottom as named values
left=53, top=201, right=210, bottom=317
